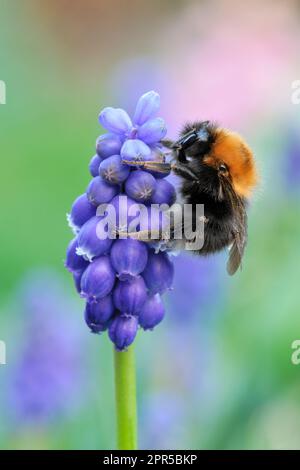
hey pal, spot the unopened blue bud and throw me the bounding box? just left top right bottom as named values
left=139, top=294, right=165, bottom=330
left=150, top=179, right=176, bottom=205
left=125, top=170, right=156, bottom=202
left=87, top=176, right=119, bottom=206
left=137, top=117, right=167, bottom=144
left=110, top=239, right=148, bottom=281
left=99, top=108, right=132, bottom=135
left=65, top=238, right=89, bottom=274
left=121, top=139, right=151, bottom=162
left=143, top=251, right=174, bottom=294
left=133, top=91, right=160, bottom=125
left=80, top=256, right=115, bottom=303
left=99, top=154, right=130, bottom=184
left=96, top=133, right=123, bottom=159
left=89, top=154, right=103, bottom=177
left=73, top=270, right=84, bottom=293
left=68, top=193, right=96, bottom=233
left=108, top=314, right=138, bottom=351
left=109, top=195, right=140, bottom=232
left=113, top=277, right=147, bottom=315
left=84, top=295, right=114, bottom=333
left=76, top=216, right=112, bottom=261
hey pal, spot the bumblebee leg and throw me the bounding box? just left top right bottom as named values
left=117, top=228, right=165, bottom=242
left=161, top=139, right=188, bottom=162
left=177, top=148, right=188, bottom=163
left=171, top=163, right=199, bottom=182
left=122, top=159, right=200, bottom=181
left=122, top=160, right=172, bottom=174
left=160, top=138, right=176, bottom=149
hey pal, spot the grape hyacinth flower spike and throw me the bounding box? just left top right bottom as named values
left=65, top=91, right=175, bottom=450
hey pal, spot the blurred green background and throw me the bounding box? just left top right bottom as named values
left=1, top=0, right=300, bottom=450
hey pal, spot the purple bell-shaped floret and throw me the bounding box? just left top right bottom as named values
left=80, top=256, right=115, bottom=303
left=76, top=216, right=112, bottom=261
left=110, top=239, right=148, bottom=281
left=143, top=251, right=174, bottom=295
left=139, top=294, right=165, bottom=330
left=84, top=295, right=114, bottom=333
left=108, top=314, right=138, bottom=351
left=113, top=277, right=147, bottom=315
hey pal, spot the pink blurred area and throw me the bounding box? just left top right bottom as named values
left=24, top=0, right=300, bottom=135
left=159, top=0, right=299, bottom=132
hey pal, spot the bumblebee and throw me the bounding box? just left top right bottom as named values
left=123, top=121, right=258, bottom=275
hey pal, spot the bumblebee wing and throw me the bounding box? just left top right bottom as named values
left=227, top=206, right=248, bottom=276
left=226, top=232, right=246, bottom=275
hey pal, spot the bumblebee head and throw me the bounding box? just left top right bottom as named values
left=202, top=129, right=258, bottom=199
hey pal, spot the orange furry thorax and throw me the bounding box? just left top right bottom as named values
left=203, top=129, right=258, bottom=198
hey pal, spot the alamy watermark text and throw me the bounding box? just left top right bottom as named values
left=0, top=80, right=6, bottom=104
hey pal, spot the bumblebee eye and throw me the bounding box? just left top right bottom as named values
left=219, top=163, right=228, bottom=174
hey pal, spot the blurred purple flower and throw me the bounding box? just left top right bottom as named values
left=7, top=269, right=84, bottom=426
left=167, top=253, right=224, bottom=323
left=110, top=58, right=168, bottom=116
left=139, top=393, right=188, bottom=449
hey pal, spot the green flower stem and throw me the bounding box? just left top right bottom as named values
left=114, top=345, right=137, bottom=450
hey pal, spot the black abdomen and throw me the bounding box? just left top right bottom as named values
left=184, top=190, right=235, bottom=255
